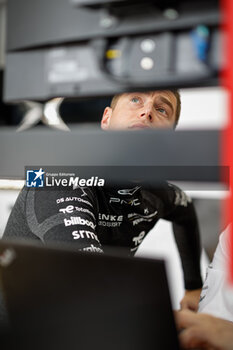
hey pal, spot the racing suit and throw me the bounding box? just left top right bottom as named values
left=3, top=182, right=202, bottom=290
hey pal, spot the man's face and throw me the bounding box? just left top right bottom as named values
left=101, top=91, right=177, bottom=130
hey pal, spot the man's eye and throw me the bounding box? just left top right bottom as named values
left=131, top=97, right=140, bottom=103
left=157, top=108, right=167, bottom=116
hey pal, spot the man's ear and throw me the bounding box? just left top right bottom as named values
left=101, top=107, right=112, bottom=130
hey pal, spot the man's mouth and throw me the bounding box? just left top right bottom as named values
left=129, top=123, right=151, bottom=129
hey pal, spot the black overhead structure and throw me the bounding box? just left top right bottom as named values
left=2, top=0, right=224, bottom=185
left=0, top=128, right=226, bottom=185
left=4, top=0, right=221, bottom=101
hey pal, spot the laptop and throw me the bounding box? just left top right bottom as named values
left=0, top=239, right=180, bottom=350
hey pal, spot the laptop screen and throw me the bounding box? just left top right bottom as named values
left=0, top=240, right=180, bottom=350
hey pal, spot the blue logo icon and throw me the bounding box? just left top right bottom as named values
left=26, top=168, right=45, bottom=187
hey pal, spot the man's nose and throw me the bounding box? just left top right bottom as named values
left=140, top=104, right=153, bottom=122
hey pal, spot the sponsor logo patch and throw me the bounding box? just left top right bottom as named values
left=64, top=216, right=95, bottom=229
left=82, top=244, right=103, bottom=253
left=109, top=198, right=140, bottom=206
left=72, top=230, right=100, bottom=242
left=128, top=210, right=158, bottom=226
left=98, top=213, right=123, bottom=227
left=56, top=197, right=93, bottom=207
left=117, top=186, right=141, bottom=196
left=130, top=231, right=146, bottom=252
left=59, top=205, right=95, bottom=220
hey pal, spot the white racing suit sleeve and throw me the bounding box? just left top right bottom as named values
left=198, top=224, right=233, bottom=322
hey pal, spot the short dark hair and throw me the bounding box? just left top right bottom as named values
left=110, top=90, right=181, bottom=127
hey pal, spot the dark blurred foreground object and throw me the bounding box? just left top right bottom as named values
left=0, top=240, right=179, bottom=350
left=4, top=0, right=221, bottom=101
